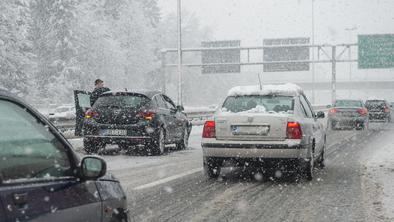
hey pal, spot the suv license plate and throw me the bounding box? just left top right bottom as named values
left=101, top=129, right=127, bottom=136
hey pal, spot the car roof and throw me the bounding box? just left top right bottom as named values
left=335, top=99, right=363, bottom=102
left=227, top=83, right=303, bottom=97
left=101, top=90, right=161, bottom=99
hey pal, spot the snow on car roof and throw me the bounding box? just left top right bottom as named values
left=227, top=83, right=303, bottom=97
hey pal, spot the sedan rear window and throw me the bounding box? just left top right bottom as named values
left=222, top=95, right=294, bottom=113
left=365, top=100, right=386, bottom=107
left=94, top=95, right=150, bottom=108
left=335, top=100, right=363, bottom=108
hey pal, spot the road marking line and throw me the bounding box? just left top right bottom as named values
left=133, top=168, right=203, bottom=190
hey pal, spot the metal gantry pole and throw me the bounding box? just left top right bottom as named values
left=331, top=45, right=337, bottom=105
left=311, top=0, right=316, bottom=103
left=177, top=0, right=183, bottom=106
left=161, top=51, right=166, bottom=94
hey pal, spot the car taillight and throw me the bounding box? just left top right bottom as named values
left=286, top=122, right=302, bottom=139
left=357, top=108, right=368, bottom=116
left=85, top=109, right=99, bottom=119
left=202, top=121, right=216, bottom=138
left=329, top=108, right=338, bottom=114
left=384, top=107, right=390, bottom=113
left=137, top=111, right=156, bottom=121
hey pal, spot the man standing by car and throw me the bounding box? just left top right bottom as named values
left=90, top=79, right=110, bottom=106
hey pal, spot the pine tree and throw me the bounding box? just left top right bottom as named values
left=0, top=0, right=34, bottom=96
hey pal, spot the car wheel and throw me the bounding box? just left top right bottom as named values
left=176, top=127, right=189, bottom=150
left=329, top=121, right=336, bottom=130
left=204, top=158, right=221, bottom=179
left=302, top=152, right=314, bottom=181
left=147, top=128, right=165, bottom=155
left=83, top=139, right=103, bottom=154
left=317, top=143, right=325, bottom=169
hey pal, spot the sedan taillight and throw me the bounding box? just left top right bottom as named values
left=286, top=122, right=302, bottom=139
left=137, top=111, right=156, bottom=121
left=85, top=109, right=99, bottom=119
left=329, top=108, right=338, bottom=114
left=357, top=108, right=368, bottom=116
left=202, top=121, right=216, bottom=138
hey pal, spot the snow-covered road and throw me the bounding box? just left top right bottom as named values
left=68, top=123, right=394, bottom=221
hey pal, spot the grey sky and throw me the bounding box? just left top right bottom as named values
left=158, top=0, right=394, bottom=45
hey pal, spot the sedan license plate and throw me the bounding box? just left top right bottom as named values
left=101, top=129, right=127, bottom=136
left=231, top=125, right=270, bottom=135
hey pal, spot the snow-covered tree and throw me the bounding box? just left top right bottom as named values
left=0, top=0, right=34, bottom=96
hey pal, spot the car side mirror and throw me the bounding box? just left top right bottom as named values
left=80, top=156, right=106, bottom=180
left=176, top=105, right=184, bottom=112
left=316, top=111, right=325, bottom=119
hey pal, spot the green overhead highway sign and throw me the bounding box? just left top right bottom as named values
left=358, top=34, right=394, bottom=69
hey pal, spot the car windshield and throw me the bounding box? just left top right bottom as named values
left=222, top=95, right=294, bottom=113
left=334, top=100, right=363, bottom=108
left=94, top=95, right=150, bottom=109
left=365, top=100, right=386, bottom=107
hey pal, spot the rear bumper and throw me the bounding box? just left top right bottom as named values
left=369, top=112, right=390, bottom=120
left=84, top=135, right=153, bottom=145
left=329, top=116, right=368, bottom=126
left=202, top=139, right=308, bottom=159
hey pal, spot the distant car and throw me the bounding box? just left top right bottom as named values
left=82, top=91, right=192, bottom=155
left=201, top=84, right=326, bottom=181
left=327, top=99, right=369, bottom=130
left=48, top=105, right=76, bottom=121
left=365, top=99, right=391, bottom=122
left=0, top=90, right=129, bottom=222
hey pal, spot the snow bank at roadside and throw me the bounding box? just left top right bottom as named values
left=363, top=130, right=394, bottom=220
left=227, top=83, right=303, bottom=97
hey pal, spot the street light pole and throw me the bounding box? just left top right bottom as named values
left=345, top=27, right=357, bottom=81
left=311, top=0, right=316, bottom=103
left=177, top=0, right=183, bottom=106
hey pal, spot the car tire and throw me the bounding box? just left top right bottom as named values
left=83, top=139, right=103, bottom=154
left=147, top=128, right=165, bottom=156
left=317, top=143, right=325, bottom=169
left=329, top=121, right=336, bottom=130
left=176, top=127, right=189, bottom=150
left=204, top=158, right=221, bottom=179
left=302, top=151, right=314, bottom=181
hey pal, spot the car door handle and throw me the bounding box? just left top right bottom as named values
left=13, top=192, right=28, bottom=206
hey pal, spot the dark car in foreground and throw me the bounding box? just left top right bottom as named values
left=0, top=90, right=128, bottom=222
left=328, top=99, right=369, bottom=130
left=365, top=99, right=391, bottom=122
left=82, top=91, right=192, bottom=155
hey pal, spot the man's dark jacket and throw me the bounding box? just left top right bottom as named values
left=90, top=87, right=110, bottom=106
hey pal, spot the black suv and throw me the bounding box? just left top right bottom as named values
left=82, top=91, right=192, bottom=155
left=365, top=99, right=392, bottom=122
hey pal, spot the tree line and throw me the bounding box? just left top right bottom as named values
left=0, top=0, right=211, bottom=104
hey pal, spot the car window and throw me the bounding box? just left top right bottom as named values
left=222, top=95, right=294, bottom=113
left=299, top=95, right=313, bottom=118
left=0, top=100, right=71, bottom=183
left=335, top=100, right=363, bottom=108
left=163, top=95, right=176, bottom=110
left=365, top=100, right=386, bottom=108
left=153, top=95, right=167, bottom=109
left=94, top=95, right=150, bottom=108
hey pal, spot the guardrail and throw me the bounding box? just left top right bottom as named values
left=50, top=105, right=329, bottom=134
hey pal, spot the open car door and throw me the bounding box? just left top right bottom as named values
left=74, top=90, right=91, bottom=136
